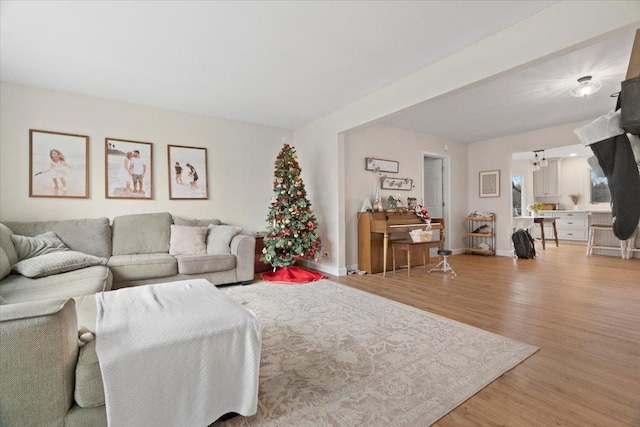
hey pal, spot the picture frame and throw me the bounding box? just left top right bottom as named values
left=365, top=157, right=399, bottom=173
left=381, top=176, right=413, bottom=191
left=479, top=170, right=500, bottom=198
left=168, top=145, right=208, bottom=200
left=29, top=129, right=89, bottom=198
left=105, top=138, right=153, bottom=199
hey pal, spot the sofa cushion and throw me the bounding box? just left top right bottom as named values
left=0, top=266, right=112, bottom=304
left=0, top=248, right=10, bottom=280
left=0, top=224, right=19, bottom=266
left=173, top=216, right=221, bottom=227
left=169, top=225, right=208, bottom=256
left=206, top=224, right=242, bottom=254
left=12, top=251, right=106, bottom=279
left=4, top=218, right=112, bottom=258
left=11, top=231, right=70, bottom=260
left=107, top=253, right=177, bottom=282
left=174, top=254, right=236, bottom=275
left=75, top=340, right=105, bottom=408
left=111, top=213, right=172, bottom=255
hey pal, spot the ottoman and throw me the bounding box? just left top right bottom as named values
left=93, top=279, right=261, bottom=427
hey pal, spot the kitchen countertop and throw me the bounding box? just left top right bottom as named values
left=537, top=210, right=613, bottom=214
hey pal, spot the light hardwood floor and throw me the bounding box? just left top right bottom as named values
left=324, top=244, right=640, bottom=426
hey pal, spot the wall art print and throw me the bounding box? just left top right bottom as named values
left=168, top=145, right=208, bottom=200
left=29, top=129, right=89, bottom=198
left=105, top=138, right=153, bottom=199
left=479, top=170, right=500, bottom=198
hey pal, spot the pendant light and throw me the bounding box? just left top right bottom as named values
left=539, top=150, right=548, bottom=167
left=531, top=152, right=541, bottom=171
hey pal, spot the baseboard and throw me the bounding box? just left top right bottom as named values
left=496, top=249, right=514, bottom=257
left=298, top=259, right=345, bottom=277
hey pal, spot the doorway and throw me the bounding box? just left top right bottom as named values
left=423, top=154, right=449, bottom=251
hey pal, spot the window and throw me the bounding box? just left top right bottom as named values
left=512, top=174, right=522, bottom=216
left=590, top=170, right=610, bottom=204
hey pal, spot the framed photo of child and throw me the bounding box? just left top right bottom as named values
left=29, top=129, right=89, bottom=198
left=105, top=138, right=153, bottom=199
left=167, top=145, right=208, bottom=200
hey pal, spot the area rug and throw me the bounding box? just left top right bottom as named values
left=217, top=280, right=537, bottom=426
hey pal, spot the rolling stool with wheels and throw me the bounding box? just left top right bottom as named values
left=428, top=249, right=457, bottom=277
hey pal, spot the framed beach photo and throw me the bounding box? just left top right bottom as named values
left=168, top=145, right=208, bottom=200
left=29, top=129, right=89, bottom=198
left=479, top=170, right=500, bottom=198
left=105, top=138, right=153, bottom=199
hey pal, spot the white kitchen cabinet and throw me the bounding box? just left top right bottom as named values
left=531, top=210, right=587, bottom=242
left=533, top=159, right=562, bottom=196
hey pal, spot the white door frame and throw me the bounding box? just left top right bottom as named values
left=422, top=151, right=451, bottom=250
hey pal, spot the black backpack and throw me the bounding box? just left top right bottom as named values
left=512, top=229, right=536, bottom=259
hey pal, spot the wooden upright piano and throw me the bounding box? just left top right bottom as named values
left=358, top=211, right=444, bottom=275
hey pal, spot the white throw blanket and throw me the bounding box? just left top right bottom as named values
left=95, top=279, right=261, bottom=427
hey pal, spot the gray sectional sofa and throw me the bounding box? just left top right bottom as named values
left=0, top=212, right=256, bottom=427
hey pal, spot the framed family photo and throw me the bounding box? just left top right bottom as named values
left=29, top=129, right=89, bottom=198
left=479, top=170, right=500, bottom=198
left=168, top=145, right=208, bottom=200
left=105, top=138, right=153, bottom=199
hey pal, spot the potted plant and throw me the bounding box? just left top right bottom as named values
left=527, top=202, right=543, bottom=216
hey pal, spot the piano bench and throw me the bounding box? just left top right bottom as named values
left=391, top=240, right=441, bottom=277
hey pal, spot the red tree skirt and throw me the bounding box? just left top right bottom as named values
left=261, top=266, right=326, bottom=284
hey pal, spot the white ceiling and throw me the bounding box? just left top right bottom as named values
left=381, top=30, right=636, bottom=142
left=0, top=1, right=635, bottom=143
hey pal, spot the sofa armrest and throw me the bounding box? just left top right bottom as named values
left=230, top=234, right=256, bottom=282
left=0, top=298, right=78, bottom=427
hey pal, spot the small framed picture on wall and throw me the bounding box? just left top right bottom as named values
left=167, top=145, right=208, bottom=200
left=105, top=138, right=153, bottom=199
left=479, top=170, right=500, bottom=198
left=29, top=129, right=89, bottom=198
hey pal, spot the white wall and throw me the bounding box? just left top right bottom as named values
left=342, top=124, right=468, bottom=270
left=0, top=83, right=292, bottom=233
left=468, top=121, right=597, bottom=254
left=294, top=2, right=639, bottom=273
left=534, top=155, right=614, bottom=211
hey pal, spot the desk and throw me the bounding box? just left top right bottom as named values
left=534, top=217, right=559, bottom=250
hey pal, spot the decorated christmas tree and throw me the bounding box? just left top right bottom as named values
left=261, top=143, right=323, bottom=281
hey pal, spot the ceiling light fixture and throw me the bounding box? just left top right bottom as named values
left=531, top=152, right=541, bottom=171
left=531, top=149, right=548, bottom=171
left=569, top=76, right=602, bottom=98
left=539, top=150, right=548, bottom=168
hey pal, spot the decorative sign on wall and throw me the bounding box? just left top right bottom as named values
left=380, top=176, right=413, bottom=191
left=365, top=157, right=399, bottom=173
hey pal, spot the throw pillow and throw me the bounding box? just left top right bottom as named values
left=0, top=223, right=19, bottom=266
left=169, top=225, right=208, bottom=256
left=11, top=251, right=105, bottom=279
left=206, top=224, right=242, bottom=254
left=173, top=216, right=222, bottom=227
left=11, top=231, right=69, bottom=260
left=0, top=247, right=11, bottom=280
